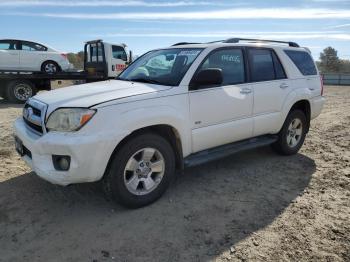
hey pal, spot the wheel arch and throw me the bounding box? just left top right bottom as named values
left=41, top=60, right=61, bottom=71
left=103, top=124, right=184, bottom=180
left=279, top=88, right=312, bottom=133
left=289, top=100, right=311, bottom=132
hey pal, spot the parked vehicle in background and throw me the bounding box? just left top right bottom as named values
left=0, top=40, right=132, bottom=103
left=13, top=38, right=325, bottom=208
left=86, top=41, right=130, bottom=78
left=0, top=39, right=72, bottom=73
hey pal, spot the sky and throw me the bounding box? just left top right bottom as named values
left=0, top=0, right=350, bottom=60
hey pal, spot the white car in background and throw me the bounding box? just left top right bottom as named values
left=0, top=39, right=72, bottom=73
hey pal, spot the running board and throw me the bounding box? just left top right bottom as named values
left=184, top=135, right=278, bottom=168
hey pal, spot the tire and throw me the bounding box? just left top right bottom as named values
left=41, top=61, right=60, bottom=74
left=6, top=80, right=36, bottom=103
left=103, top=133, right=176, bottom=208
left=272, top=110, right=307, bottom=155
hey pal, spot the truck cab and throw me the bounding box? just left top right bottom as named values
left=84, top=40, right=132, bottom=79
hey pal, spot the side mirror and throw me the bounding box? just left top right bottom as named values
left=190, top=68, right=223, bottom=89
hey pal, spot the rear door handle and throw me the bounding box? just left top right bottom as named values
left=240, top=88, right=252, bottom=94
left=280, top=83, right=289, bottom=89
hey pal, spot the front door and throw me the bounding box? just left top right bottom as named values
left=189, top=47, right=254, bottom=153
left=0, top=40, right=20, bottom=70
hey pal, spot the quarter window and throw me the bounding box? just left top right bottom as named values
left=284, top=50, right=317, bottom=76
left=248, top=48, right=286, bottom=82
left=112, top=46, right=127, bottom=61
left=21, top=41, right=47, bottom=51
left=198, top=48, right=245, bottom=86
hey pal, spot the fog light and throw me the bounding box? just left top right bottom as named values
left=52, top=155, right=71, bottom=171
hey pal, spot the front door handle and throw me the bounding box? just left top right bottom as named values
left=280, top=83, right=289, bottom=89
left=240, top=88, right=252, bottom=94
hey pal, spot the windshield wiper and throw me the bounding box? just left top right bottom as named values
left=130, top=77, right=164, bottom=85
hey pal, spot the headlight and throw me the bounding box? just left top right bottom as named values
left=46, top=108, right=96, bottom=132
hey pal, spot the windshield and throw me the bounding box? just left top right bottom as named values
left=118, top=48, right=203, bottom=86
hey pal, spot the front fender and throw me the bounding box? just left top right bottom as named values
left=118, top=104, right=191, bottom=156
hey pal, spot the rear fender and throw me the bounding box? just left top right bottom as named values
left=276, top=88, right=312, bottom=133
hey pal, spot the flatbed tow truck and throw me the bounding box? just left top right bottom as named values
left=0, top=40, right=132, bottom=103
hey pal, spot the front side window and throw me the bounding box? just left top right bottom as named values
left=284, top=50, right=317, bottom=76
left=0, top=40, right=17, bottom=50
left=118, top=48, right=203, bottom=86
left=21, top=41, right=47, bottom=51
left=197, top=48, right=245, bottom=86
left=112, top=45, right=127, bottom=61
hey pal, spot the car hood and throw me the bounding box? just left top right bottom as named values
left=34, top=80, right=172, bottom=111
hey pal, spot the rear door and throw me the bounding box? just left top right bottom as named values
left=189, top=47, right=254, bottom=152
left=109, top=45, right=128, bottom=77
left=19, top=41, right=48, bottom=71
left=0, top=40, right=20, bottom=70
left=248, top=48, right=289, bottom=136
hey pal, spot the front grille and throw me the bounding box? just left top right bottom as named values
left=23, top=99, right=47, bottom=135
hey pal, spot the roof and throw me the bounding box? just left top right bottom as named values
left=167, top=38, right=307, bottom=51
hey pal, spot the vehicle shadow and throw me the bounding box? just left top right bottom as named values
left=0, top=98, right=23, bottom=109
left=0, top=146, right=315, bottom=262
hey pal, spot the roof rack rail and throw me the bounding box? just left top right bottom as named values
left=172, top=42, right=200, bottom=46
left=223, top=38, right=300, bottom=47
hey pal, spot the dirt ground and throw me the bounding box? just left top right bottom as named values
left=0, top=86, right=349, bottom=262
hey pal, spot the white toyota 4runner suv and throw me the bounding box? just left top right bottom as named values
left=14, top=38, right=325, bottom=208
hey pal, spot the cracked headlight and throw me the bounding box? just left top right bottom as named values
left=46, top=108, right=96, bottom=132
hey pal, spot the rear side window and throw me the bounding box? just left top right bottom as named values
left=199, top=48, right=245, bottom=86
left=21, top=41, right=47, bottom=51
left=284, top=50, right=317, bottom=76
left=272, top=52, right=286, bottom=79
left=248, top=48, right=286, bottom=82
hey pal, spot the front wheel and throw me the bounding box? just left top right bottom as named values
left=272, top=110, right=307, bottom=155
left=103, top=133, right=175, bottom=208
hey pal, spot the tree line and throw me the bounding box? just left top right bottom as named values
left=317, top=47, right=350, bottom=74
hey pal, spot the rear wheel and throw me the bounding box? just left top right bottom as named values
left=103, top=133, right=175, bottom=208
left=41, top=61, right=60, bottom=74
left=6, top=80, right=36, bottom=103
left=272, top=110, right=307, bottom=155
